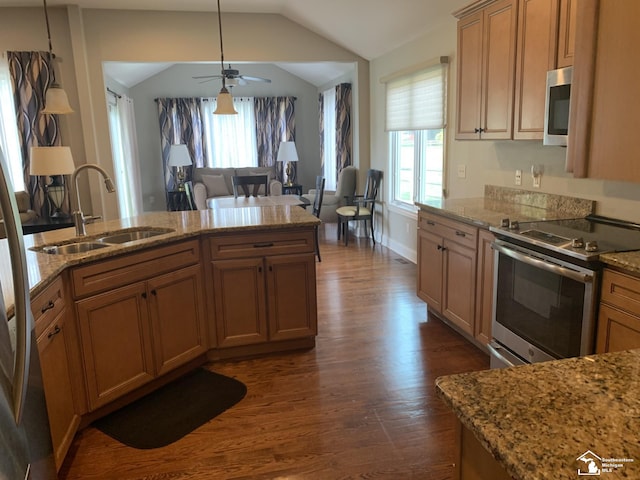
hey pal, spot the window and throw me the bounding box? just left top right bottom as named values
left=201, top=97, right=258, bottom=168
left=0, top=53, right=24, bottom=192
left=385, top=58, right=448, bottom=207
left=321, top=87, right=337, bottom=191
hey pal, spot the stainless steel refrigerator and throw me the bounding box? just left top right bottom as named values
left=0, top=147, right=56, bottom=479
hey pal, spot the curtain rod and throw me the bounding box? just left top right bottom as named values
left=154, top=96, right=298, bottom=102
left=107, top=87, right=122, bottom=99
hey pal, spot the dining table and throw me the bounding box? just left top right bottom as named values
left=206, top=195, right=310, bottom=209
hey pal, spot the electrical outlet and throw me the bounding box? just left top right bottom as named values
left=457, top=165, right=466, bottom=178
left=515, top=169, right=522, bottom=186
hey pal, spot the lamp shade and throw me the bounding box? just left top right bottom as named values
left=168, top=144, right=193, bottom=167
left=214, top=87, right=238, bottom=115
left=277, top=141, right=299, bottom=163
left=30, top=146, right=75, bottom=176
left=41, top=85, right=74, bottom=115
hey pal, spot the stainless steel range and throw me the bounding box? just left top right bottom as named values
left=488, top=215, right=640, bottom=368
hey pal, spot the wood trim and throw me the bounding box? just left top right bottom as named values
left=453, top=0, right=501, bottom=19
left=566, top=0, right=599, bottom=176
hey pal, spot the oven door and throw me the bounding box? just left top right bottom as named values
left=491, top=240, right=598, bottom=365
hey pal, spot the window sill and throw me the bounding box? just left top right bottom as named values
left=388, top=201, right=418, bottom=220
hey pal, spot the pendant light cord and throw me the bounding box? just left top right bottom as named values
left=43, top=0, right=54, bottom=61
left=217, top=0, right=227, bottom=90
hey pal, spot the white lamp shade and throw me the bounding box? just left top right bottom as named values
left=30, top=146, right=75, bottom=176
left=41, top=85, right=74, bottom=115
left=277, top=141, right=299, bottom=163
left=214, top=88, right=238, bottom=115
left=168, top=144, right=193, bottom=167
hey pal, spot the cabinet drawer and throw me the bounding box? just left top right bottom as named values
left=71, top=240, right=200, bottom=299
left=208, top=229, right=315, bottom=260
left=418, top=212, right=477, bottom=250
left=601, top=269, right=640, bottom=316
left=32, top=276, right=66, bottom=338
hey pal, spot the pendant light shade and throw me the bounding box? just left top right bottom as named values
left=213, top=0, right=237, bottom=115
left=41, top=0, right=73, bottom=115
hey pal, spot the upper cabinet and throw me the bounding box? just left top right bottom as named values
left=567, top=0, right=640, bottom=182
left=455, top=0, right=518, bottom=140
left=455, top=0, right=575, bottom=141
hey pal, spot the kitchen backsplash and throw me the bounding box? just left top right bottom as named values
left=484, top=185, right=595, bottom=217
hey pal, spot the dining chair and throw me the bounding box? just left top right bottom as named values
left=231, top=175, right=268, bottom=198
left=311, top=176, right=325, bottom=261
left=336, top=169, right=382, bottom=246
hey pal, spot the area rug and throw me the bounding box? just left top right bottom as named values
left=93, top=368, right=247, bottom=449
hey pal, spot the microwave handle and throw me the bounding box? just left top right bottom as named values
left=492, top=242, right=593, bottom=284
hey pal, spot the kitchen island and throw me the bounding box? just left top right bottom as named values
left=436, top=349, right=640, bottom=480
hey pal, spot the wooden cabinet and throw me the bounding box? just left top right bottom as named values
left=207, top=229, right=318, bottom=350
left=513, top=0, right=559, bottom=139
left=72, top=240, right=207, bottom=410
left=474, top=229, right=495, bottom=346
left=556, top=0, right=577, bottom=67
left=33, top=276, right=83, bottom=471
left=596, top=269, right=640, bottom=353
left=567, top=0, right=640, bottom=182
left=455, top=0, right=518, bottom=140
left=417, top=212, right=478, bottom=335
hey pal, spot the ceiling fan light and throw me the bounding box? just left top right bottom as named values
left=42, top=84, right=74, bottom=115
left=214, top=87, right=238, bottom=115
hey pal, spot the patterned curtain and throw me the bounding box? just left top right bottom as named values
left=335, top=83, right=352, bottom=171
left=254, top=96, right=296, bottom=183
left=156, top=98, right=206, bottom=207
left=318, top=93, right=325, bottom=172
left=8, top=51, right=63, bottom=218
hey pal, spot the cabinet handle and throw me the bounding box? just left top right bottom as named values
left=47, top=325, right=61, bottom=339
left=455, top=231, right=466, bottom=237
left=269, top=266, right=273, bottom=272
left=474, top=128, right=480, bottom=133
left=258, top=266, right=262, bottom=273
left=142, top=292, right=147, bottom=299
left=253, top=242, right=274, bottom=248
left=41, top=300, right=55, bottom=314
left=426, top=220, right=436, bottom=226
left=151, top=289, right=157, bottom=296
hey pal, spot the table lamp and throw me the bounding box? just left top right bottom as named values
left=168, top=144, right=192, bottom=191
left=277, top=141, right=298, bottom=186
left=30, top=146, right=75, bottom=218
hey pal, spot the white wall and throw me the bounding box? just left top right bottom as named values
left=371, top=14, right=640, bottom=262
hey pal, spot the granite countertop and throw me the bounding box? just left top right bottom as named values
left=0, top=206, right=319, bottom=313
left=436, top=350, right=640, bottom=480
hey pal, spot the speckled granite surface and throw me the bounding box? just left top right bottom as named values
left=415, top=185, right=595, bottom=228
left=0, top=207, right=319, bottom=313
left=600, top=251, right=640, bottom=275
left=436, top=350, right=640, bottom=480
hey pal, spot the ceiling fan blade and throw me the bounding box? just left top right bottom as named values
left=192, top=75, right=222, bottom=80
left=239, top=75, right=272, bottom=83
left=197, top=79, right=218, bottom=84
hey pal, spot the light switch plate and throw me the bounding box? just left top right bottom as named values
left=515, top=170, right=522, bottom=186
left=457, top=165, right=466, bottom=178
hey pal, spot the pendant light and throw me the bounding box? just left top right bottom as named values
left=213, top=0, right=238, bottom=115
left=41, top=0, right=74, bottom=115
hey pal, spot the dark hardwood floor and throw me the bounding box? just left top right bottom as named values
left=59, top=223, right=489, bottom=480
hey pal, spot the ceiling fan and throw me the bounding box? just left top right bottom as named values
left=193, top=65, right=272, bottom=87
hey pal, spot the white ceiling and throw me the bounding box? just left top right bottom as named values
left=0, top=0, right=471, bottom=60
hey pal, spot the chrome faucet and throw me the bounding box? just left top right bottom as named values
left=70, top=164, right=116, bottom=236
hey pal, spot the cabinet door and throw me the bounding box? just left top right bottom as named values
left=76, top=282, right=155, bottom=410
left=442, top=239, right=477, bottom=335
left=456, top=10, right=484, bottom=139
left=211, top=257, right=269, bottom=347
left=37, top=308, right=81, bottom=471
left=481, top=0, right=518, bottom=140
left=417, top=229, right=444, bottom=312
left=147, top=264, right=208, bottom=376
left=514, top=0, right=560, bottom=139
left=266, top=254, right=317, bottom=341
left=596, top=304, right=640, bottom=353
left=474, top=229, right=495, bottom=346
left=557, top=0, right=577, bottom=67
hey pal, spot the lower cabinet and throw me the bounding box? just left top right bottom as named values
left=72, top=240, right=207, bottom=411
left=207, top=229, right=318, bottom=350
left=33, top=275, right=83, bottom=472
left=596, top=268, right=640, bottom=353
left=417, top=211, right=494, bottom=346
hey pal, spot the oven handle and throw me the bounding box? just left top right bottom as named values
left=487, top=342, right=518, bottom=368
left=492, top=242, right=594, bottom=284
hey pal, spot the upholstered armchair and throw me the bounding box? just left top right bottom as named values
left=302, top=166, right=356, bottom=223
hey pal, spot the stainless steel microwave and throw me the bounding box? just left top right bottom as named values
left=543, top=66, right=572, bottom=146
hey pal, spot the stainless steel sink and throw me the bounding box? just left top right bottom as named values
left=96, top=229, right=170, bottom=244
left=40, top=242, right=110, bottom=255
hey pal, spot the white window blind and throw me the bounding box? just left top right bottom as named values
left=385, top=58, right=448, bottom=132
